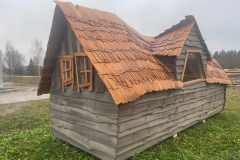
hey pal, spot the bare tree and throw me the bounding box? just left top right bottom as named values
left=3, top=40, right=26, bottom=76
left=3, top=41, right=15, bottom=77
left=29, top=38, right=44, bottom=79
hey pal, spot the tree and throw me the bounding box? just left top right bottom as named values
left=3, top=41, right=26, bottom=76
left=12, top=50, right=26, bottom=75
left=3, top=41, right=15, bottom=77
left=213, top=51, right=219, bottom=58
left=214, top=49, right=240, bottom=69
left=27, top=58, right=35, bottom=76
left=29, top=38, right=44, bottom=79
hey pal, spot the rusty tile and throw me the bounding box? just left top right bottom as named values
left=39, top=1, right=218, bottom=104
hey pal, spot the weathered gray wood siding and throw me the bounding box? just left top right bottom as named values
left=156, top=56, right=176, bottom=76
left=49, top=22, right=226, bottom=160
left=116, top=82, right=226, bottom=160
left=50, top=23, right=118, bottom=160
left=176, top=24, right=208, bottom=80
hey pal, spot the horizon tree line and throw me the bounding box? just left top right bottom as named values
left=213, top=50, right=240, bottom=69
left=2, top=38, right=45, bottom=78
left=2, top=41, right=240, bottom=77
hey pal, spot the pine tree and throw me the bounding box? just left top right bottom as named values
left=27, top=58, right=35, bottom=76
left=213, top=51, right=219, bottom=58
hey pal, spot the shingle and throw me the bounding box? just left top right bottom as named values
left=206, top=55, right=231, bottom=85
left=38, top=1, right=229, bottom=104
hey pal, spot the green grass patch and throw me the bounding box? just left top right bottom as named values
left=0, top=89, right=240, bottom=159
left=3, top=77, right=40, bottom=85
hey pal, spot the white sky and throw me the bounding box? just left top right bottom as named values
left=1, top=0, right=240, bottom=63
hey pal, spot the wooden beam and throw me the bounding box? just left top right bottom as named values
left=199, top=51, right=207, bottom=78
left=60, top=59, right=65, bottom=92
left=90, top=64, right=94, bottom=91
left=80, top=70, right=91, bottom=73
left=74, top=54, right=80, bottom=92
left=183, top=79, right=206, bottom=87
left=71, top=56, right=75, bottom=89
left=74, top=52, right=87, bottom=57
left=58, top=55, right=74, bottom=59
left=79, top=82, right=91, bottom=88
left=84, top=57, right=88, bottom=83
left=181, top=52, right=189, bottom=82
left=186, top=50, right=202, bottom=53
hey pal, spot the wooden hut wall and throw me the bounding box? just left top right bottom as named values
left=49, top=23, right=119, bottom=160
left=175, top=24, right=208, bottom=80
left=156, top=56, right=176, bottom=77
left=116, top=82, right=226, bottom=160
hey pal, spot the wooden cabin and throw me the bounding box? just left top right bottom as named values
left=37, top=1, right=232, bottom=160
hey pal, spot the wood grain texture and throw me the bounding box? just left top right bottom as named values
left=48, top=21, right=225, bottom=160
left=176, top=25, right=208, bottom=80
left=52, top=128, right=116, bottom=160
left=49, top=29, right=119, bottom=159
left=116, top=82, right=226, bottom=159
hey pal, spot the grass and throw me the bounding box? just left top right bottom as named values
left=3, top=77, right=40, bottom=85
left=0, top=89, right=240, bottom=160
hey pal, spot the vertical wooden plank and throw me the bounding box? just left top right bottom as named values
left=94, top=68, right=105, bottom=93
left=104, top=85, right=108, bottom=92
left=79, top=57, right=85, bottom=87
left=74, top=55, right=80, bottom=92
left=90, top=64, right=94, bottom=91
left=59, top=59, right=65, bottom=92
left=76, top=39, right=81, bottom=52
left=71, top=58, right=74, bottom=89
left=181, top=52, right=189, bottom=82
left=61, top=37, right=65, bottom=56
left=84, top=57, right=88, bottom=83
left=199, top=52, right=207, bottom=79
left=72, top=32, right=77, bottom=53
left=67, top=23, right=73, bottom=55
left=61, top=29, right=69, bottom=56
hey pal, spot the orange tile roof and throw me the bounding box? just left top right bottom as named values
left=37, top=1, right=229, bottom=104
left=207, top=55, right=232, bottom=85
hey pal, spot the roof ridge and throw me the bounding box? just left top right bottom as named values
left=155, top=15, right=196, bottom=38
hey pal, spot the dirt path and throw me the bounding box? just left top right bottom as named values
left=0, top=82, right=49, bottom=104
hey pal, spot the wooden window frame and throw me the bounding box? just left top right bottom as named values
left=58, top=55, right=75, bottom=91
left=181, top=50, right=207, bottom=87
left=74, top=52, right=93, bottom=92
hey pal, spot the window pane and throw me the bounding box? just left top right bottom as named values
left=77, top=57, right=85, bottom=71
left=64, top=72, right=66, bottom=80
left=77, top=56, right=86, bottom=84
left=63, top=61, right=65, bottom=70
left=86, top=57, right=91, bottom=70
left=79, top=73, right=85, bottom=84
left=183, top=53, right=205, bottom=82
left=87, top=72, right=90, bottom=83
left=66, top=60, right=70, bottom=69
left=75, top=55, right=92, bottom=88
left=67, top=71, right=70, bottom=79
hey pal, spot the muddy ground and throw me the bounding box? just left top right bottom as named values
left=0, top=82, right=49, bottom=105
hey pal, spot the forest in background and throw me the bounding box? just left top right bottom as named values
left=213, top=50, right=240, bottom=69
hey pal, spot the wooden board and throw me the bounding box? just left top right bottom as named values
left=116, top=82, right=226, bottom=159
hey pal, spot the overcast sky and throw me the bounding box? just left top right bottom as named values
left=1, top=0, right=240, bottom=62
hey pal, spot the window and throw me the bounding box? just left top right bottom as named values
left=58, top=55, right=74, bottom=91
left=74, top=52, right=93, bottom=92
left=181, top=50, right=206, bottom=86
